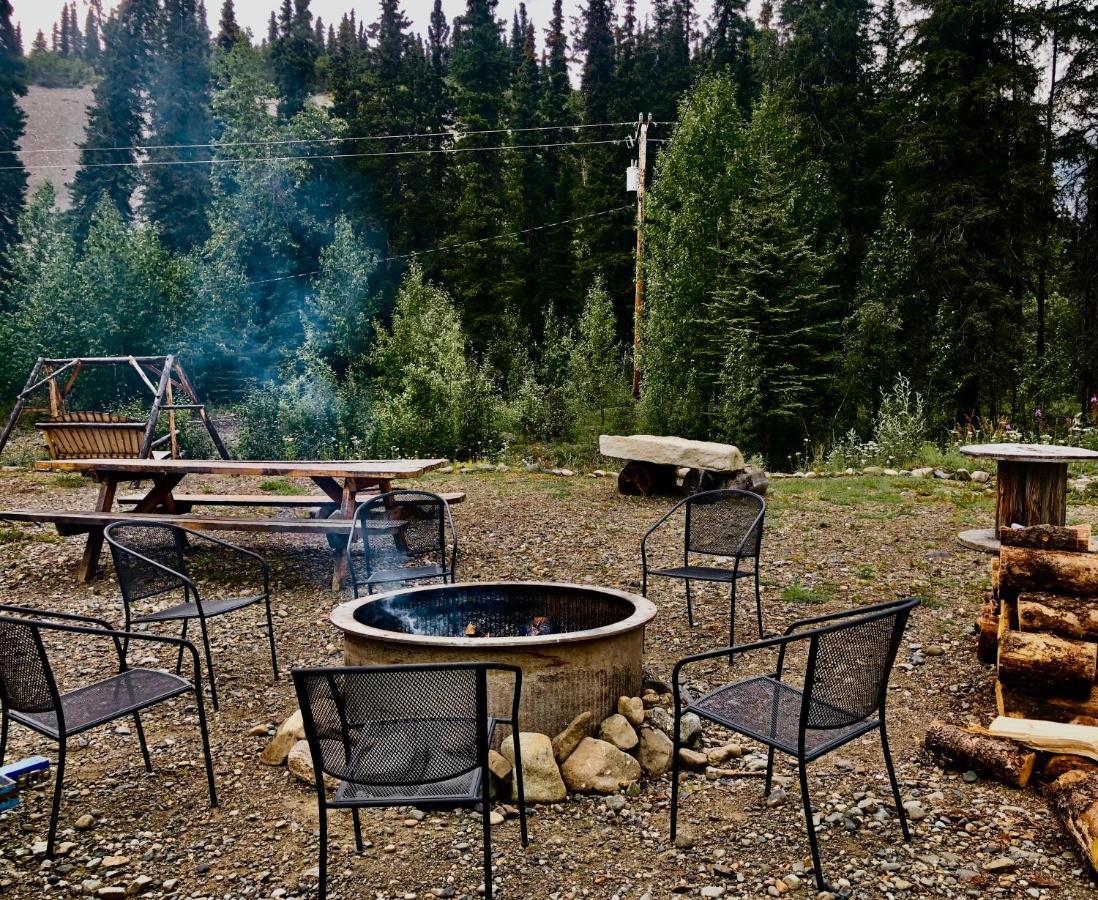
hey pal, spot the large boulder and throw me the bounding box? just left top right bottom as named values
left=501, top=732, right=566, bottom=803
left=637, top=727, right=674, bottom=777
left=560, top=737, right=641, bottom=794
left=261, top=710, right=304, bottom=766
left=599, top=714, right=639, bottom=752
left=599, top=434, right=744, bottom=472
left=551, top=711, right=592, bottom=763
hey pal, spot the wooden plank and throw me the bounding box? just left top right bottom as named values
left=35, top=458, right=448, bottom=480
left=962, top=443, right=1098, bottom=463
left=0, top=508, right=364, bottom=535
left=115, top=491, right=467, bottom=507
left=988, top=716, right=1098, bottom=761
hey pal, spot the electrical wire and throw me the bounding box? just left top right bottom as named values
left=243, top=205, right=632, bottom=287
left=10, top=121, right=640, bottom=157
left=2, top=138, right=627, bottom=171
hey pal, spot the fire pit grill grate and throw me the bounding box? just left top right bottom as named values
left=354, top=583, right=635, bottom=639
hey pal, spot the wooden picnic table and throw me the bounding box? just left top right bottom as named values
left=31, top=457, right=447, bottom=588
left=958, top=443, right=1098, bottom=553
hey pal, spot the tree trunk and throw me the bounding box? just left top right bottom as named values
left=997, top=681, right=1098, bottom=723
left=1018, top=592, right=1098, bottom=641
left=996, top=461, right=1067, bottom=529
left=997, top=630, right=1097, bottom=696
left=924, top=720, right=1036, bottom=787
left=999, top=524, right=1092, bottom=553
left=999, top=546, right=1098, bottom=597
left=1048, top=768, right=1098, bottom=873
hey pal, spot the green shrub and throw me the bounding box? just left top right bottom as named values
left=236, top=368, right=353, bottom=460
left=872, top=374, right=926, bottom=467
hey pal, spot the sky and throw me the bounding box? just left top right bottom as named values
left=15, top=0, right=721, bottom=47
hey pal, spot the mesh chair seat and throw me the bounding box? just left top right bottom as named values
left=8, top=667, right=193, bottom=739
left=649, top=564, right=755, bottom=582
left=363, top=564, right=449, bottom=586
left=690, top=675, right=879, bottom=760
left=132, top=594, right=266, bottom=623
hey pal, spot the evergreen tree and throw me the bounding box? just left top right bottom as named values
left=71, top=0, right=158, bottom=240
left=270, top=0, right=319, bottom=117
left=0, top=0, right=26, bottom=261
left=59, top=3, right=71, bottom=58
left=891, top=0, right=1051, bottom=419
left=217, top=0, right=244, bottom=51
left=569, top=274, right=626, bottom=426
left=266, top=12, right=277, bottom=47
left=703, top=0, right=756, bottom=109
left=70, top=3, right=83, bottom=58
left=83, top=8, right=101, bottom=65
left=31, top=30, right=48, bottom=56
left=143, top=0, right=214, bottom=252
left=445, top=0, right=512, bottom=336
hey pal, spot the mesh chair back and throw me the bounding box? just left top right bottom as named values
left=106, top=522, right=189, bottom=605
left=352, top=491, right=448, bottom=579
left=686, top=490, right=765, bottom=558
left=0, top=617, right=59, bottom=715
left=293, top=665, right=488, bottom=788
left=802, top=599, right=917, bottom=731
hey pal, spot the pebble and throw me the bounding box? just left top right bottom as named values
left=74, top=814, right=95, bottom=830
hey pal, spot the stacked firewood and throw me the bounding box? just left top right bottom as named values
left=925, top=524, right=1098, bottom=873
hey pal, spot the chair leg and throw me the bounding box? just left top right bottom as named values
left=797, top=760, right=827, bottom=892
left=197, top=617, right=219, bottom=711
left=685, top=579, right=694, bottom=629
left=175, top=619, right=189, bottom=675
left=728, top=579, right=738, bottom=665
left=669, top=721, right=682, bottom=840
left=133, top=711, right=152, bottom=772
left=754, top=567, right=764, bottom=638
left=263, top=596, right=279, bottom=680
left=764, top=746, right=776, bottom=797
left=47, top=738, right=66, bottom=859
left=0, top=713, right=8, bottom=766
left=513, top=731, right=529, bottom=848
left=881, top=722, right=911, bottom=842
left=194, top=687, right=217, bottom=807
left=318, top=803, right=329, bottom=900
left=352, top=807, right=364, bottom=852
left=482, top=780, right=493, bottom=900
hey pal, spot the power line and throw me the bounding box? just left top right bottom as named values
left=3, top=138, right=627, bottom=172
left=12, top=121, right=639, bottom=157
left=243, top=205, right=632, bottom=287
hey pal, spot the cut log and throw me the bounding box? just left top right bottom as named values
left=987, top=716, right=1098, bottom=761
left=1000, top=524, right=1092, bottom=553
left=997, top=631, right=1097, bottom=696
left=990, top=558, right=1001, bottom=599
left=1047, top=768, right=1098, bottom=872
left=1017, top=592, right=1098, bottom=641
left=995, top=459, right=1067, bottom=529
left=1044, top=754, right=1098, bottom=780
left=996, top=682, right=1098, bottom=723
left=923, top=720, right=1035, bottom=787
left=976, top=596, right=1000, bottom=664
left=999, top=545, right=1098, bottom=598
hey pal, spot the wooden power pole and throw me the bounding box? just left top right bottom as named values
left=631, top=113, right=651, bottom=399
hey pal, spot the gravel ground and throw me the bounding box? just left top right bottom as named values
left=0, top=465, right=1093, bottom=899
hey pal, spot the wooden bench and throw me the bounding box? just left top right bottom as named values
left=0, top=509, right=360, bottom=536
left=114, top=491, right=466, bottom=510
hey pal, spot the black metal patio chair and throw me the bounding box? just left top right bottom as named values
left=347, top=490, right=458, bottom=597
left=0, top=604, right=217, bottom=857
left=293, top=663, right=528, bottom=900
left=641, top=488, right=765, bottom=644
left=670, top=597, right=919, bottom=891
left=105, top=521, right=278, bottom=711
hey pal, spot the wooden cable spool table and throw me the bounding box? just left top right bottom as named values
left=958, top=443, right=1098, bottom=553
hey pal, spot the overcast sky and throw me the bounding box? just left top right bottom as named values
left=15, top=0, right=720, bottom=47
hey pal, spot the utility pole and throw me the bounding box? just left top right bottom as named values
left=631, top=113, right=651, bottom=399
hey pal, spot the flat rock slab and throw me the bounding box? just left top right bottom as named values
left=599, top=434, right=744, bottom=472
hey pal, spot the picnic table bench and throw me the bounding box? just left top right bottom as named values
left=2, top=458, right=450, bottom=589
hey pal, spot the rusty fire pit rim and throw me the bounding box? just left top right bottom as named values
left=330, top=579, right=656, bottom=649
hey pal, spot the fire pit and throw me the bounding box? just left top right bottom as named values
left=331, top=581, right=657, bottom=737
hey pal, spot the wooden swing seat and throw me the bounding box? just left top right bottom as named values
left=36, top=413, right=148, bottom=460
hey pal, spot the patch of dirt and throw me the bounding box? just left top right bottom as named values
left=18, top=85, right=94, bottom=211
left=0, top=467, right=1091, bottom=898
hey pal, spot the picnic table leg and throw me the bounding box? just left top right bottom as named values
left=131, top=474, right=185, bottom=514
left=76, top=478, right=118, bottom=582
left=313, top=477, right=392, bottom=590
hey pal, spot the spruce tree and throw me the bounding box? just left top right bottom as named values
left=83, top=8, right=100, bottom=65
left=143, top=0, right=214, bottom=252
left=217, top=0, right=243, bottom=51
left=445, top=0, right=512, bottom=337
left=703, top=0, right=755, bottom=109
left=70, top=0, right=158, bottom=239
left=70, top=3, right=83, bottom=58
left=0, top=0, right=26, bottom=261
left=59, top=3, right=71, bottom=58
left=270, top=0, right=318, bottom=117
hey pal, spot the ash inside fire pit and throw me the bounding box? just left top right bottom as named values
left=333, top=581, right=657, bottom=736
left=353, top=582, right=637, bottom=639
